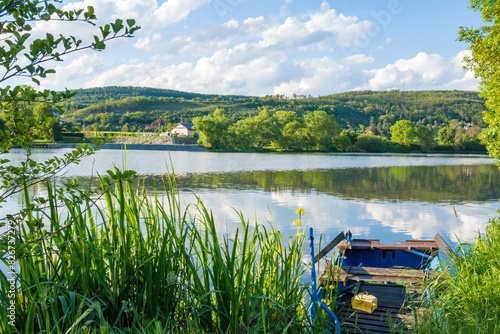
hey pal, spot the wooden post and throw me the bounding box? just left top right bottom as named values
left=434, top=233, right=453, bottom=258
left=315, top=231, right=345, bottom=262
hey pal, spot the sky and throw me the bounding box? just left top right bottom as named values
left=27, top=0, right=485, bottom=97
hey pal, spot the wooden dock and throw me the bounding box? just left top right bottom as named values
left=316, top=236, right=444, bottom=333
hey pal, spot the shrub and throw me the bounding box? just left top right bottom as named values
left=354, top=134, right=385, bottom=152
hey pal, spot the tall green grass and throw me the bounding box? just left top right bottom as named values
left=0, top=169, right=321, bottom=333
left=411, top=217, right=500, bottom=334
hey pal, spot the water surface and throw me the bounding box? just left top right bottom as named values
left=3, top=149, right=499, bottom=247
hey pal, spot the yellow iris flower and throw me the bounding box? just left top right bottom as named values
left=295, top=207, right=305, bottom=215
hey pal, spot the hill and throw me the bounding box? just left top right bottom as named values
left=60, top=87, right=487, bottom=135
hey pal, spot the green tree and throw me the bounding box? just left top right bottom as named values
left=438, top=126, right=456, bottom=145
left=231, top=108, right=280, bottom=150
left=303, top=110, right=340, bottom=151
left=271, top=111, right=307, bottom=151
left=354, top=134, right=385, bottom=152
left=194, top=109, right=234, bottom=149
left=33, top=103, right=58, bottom=140
left=333, top=134, right=353, bottom=152
left=252, top=108, right=281, bottom=148
left=390, top=120, right=416, bottom=146
left=415, top=126, right=435, bottom=152
left=459, top=1, right=500, bottom=161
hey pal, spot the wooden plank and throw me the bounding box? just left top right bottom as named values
left=336, top=274, right=424, bottom=284
left=314, top=231, right=345, bottom=262
left=434, top=233, right=453, bottom=258
left=321, top=264, right=437, bottom=284
left=339, top=238, right=439, bottom=252
left=341, top=266, right=434, bottom=279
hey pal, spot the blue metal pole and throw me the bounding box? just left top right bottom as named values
left=309, top=227, right=341, bottom=334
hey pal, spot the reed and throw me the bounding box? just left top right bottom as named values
left=411, top=217, right=500, bottom=334
left=0, top=169, right=318, bottom=333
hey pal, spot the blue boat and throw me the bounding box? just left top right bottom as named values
left=311, top=230, right=446, bottom=333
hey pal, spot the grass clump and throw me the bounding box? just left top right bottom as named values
left=412, top=217, right=500, bottom=333
left=0, top=169, right=321, bottom=333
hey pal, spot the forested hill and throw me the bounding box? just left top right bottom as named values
left=61, top=87, right=487, bottom=135
left=64, top=86, right=250, bottom=105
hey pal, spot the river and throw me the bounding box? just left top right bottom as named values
left=2, top=148, right=500, bottom=248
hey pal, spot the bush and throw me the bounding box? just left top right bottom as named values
left=456, top=136, right=487, bottom=152
left=333, top=135, right=353, bottom=152
left=354, top=134, right=385, bottom=152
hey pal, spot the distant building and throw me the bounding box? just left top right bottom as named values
left=170, top=123, right=196, bottom=136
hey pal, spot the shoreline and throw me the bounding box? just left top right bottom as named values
left=29, top=143, right=491, bottom=157
left=31, top=143, right=209, bottom=152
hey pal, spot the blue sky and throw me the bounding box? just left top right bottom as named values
left=32, top=0, right=484, bottom=96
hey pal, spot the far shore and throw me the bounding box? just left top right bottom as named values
left=26, top=143, right=493, bottom=157
left=30, top=143, right=209, bottom=152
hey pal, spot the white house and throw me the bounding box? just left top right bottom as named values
left=169, top=123, right=196, bottom=136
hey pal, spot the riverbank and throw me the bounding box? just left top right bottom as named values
left=31, top=143, right=209, bottom=152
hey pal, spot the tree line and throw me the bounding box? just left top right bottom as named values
left=193, top=108, right=486, bottom=153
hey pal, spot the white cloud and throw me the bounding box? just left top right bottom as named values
left=358, top=51, right=480, bottom=91
left=259, top=3, right=373, bottom=50
left=24, top=2, right=481, bottom=96
left=152, top=0, right=211, bottom=28
left=134, top=33, right=162, bottom=51
left=83, top=43, right=296, bottom=94
left=40, top=53, right=106, bottom=88
left=344, top=54, right=374, bottom=65
left=31, top=0, right=208, bottom=40
left=273, top=57, right=353, bottom=96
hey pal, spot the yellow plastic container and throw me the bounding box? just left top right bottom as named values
left=352, top=293, right=378, bottom=313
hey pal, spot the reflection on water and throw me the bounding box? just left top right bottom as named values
left=2, top=149, right=500, bottom=246
left=170, top=164, right=500, bottom=203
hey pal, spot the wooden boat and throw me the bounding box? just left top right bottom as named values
left=316, top=232, right=449, bottom=334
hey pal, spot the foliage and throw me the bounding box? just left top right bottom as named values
left=354, top=134, right=386, bottom=152
left=459, top=1, right=500, bottom=163
left=415, top=126, right=436, bottom=152
left=0, top=2, right=140, bottom=331
left=32, top=102, right=61, bottom=140
left=390, top=120, right=416, bottom=146
left=0, top=0, right=140, bottom=213
left=438, top=126, right=456, bottom=145
left=303, top=110, right=340, bottom=151
left=0, top=1, right=139, bottom=105
left=193, top=108, right=234, bottom=149
left=411, top=217, right=500, bottom=333
left=332, top=134, right=353, bottom=152
left=0, top=173, right=314, bottom=333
